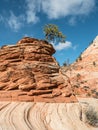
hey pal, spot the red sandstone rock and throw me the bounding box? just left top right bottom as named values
left=52, top=89, right=62, bottom=97
left=28, top=89, right=52, bottom=96
left=0, top=37, right=74, bottom=102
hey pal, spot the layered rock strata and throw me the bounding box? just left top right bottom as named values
left=0, top=98, right=98, bottom=130
left=61, top=36, right=98, bottom=98
left=0, top=37, right=76, bottom=102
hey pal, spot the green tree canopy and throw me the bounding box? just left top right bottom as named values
left=43, top=24, right=66, bottom=43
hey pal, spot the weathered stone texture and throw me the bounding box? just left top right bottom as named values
left=0, top=37, right=75, bottom=102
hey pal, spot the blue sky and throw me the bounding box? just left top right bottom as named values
left=0, top=0, right=98, bottom=65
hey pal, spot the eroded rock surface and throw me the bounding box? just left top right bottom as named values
left=0, top=37, right=75, bottom=102
left=61, top=36, right=98, bottom=98
left=0, top=98, right=98, bottom=130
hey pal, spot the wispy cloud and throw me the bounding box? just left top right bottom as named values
left=0, top=0, right=96, bottom=31
left=0, top=15, right=4, bottom=22
left=72, top=44, right=78, bottom=50
left=7, top=11, right=24, bottom=31
left=52, top=41, right=72, bottom=51
left=41, top=0, right=96, bottom=19
left=25, top=0, right=41, bottom=23
left=51, top=40, right=78, bottom=51
left=68, top=17, right=77, bottom=26
left=24, top=0, right=96, bottom=25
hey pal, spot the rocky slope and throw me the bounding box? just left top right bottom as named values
left=0, top=37, right=76, bottom=102
left=61, top=36, right=98, bottom=98
left=0, top=36, right=98, bottom=130
left=0, top=98, right=98, bottom=130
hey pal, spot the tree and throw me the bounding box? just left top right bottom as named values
left=43, top=24, right=66, bottom=43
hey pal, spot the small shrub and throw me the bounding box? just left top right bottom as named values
left=83, top=86, right=89, bottom=91
left=63, top=62, right=67, bottom=66
left=89, top=40, right=93, bottom=45
left=86, top=92, right=91, bottom=97
left=76, top=58, right=78, bottom=62
left=73, top=84, right=80, bottom=88
left=77, top=73, right=81, bottom=78
left=93, top=61, right=96, bottom=66
left=84, top=86, right=89, bottom=89
left=85, top=107, right=98, bottom=127
left=78, top=55, right=82, bottom=61
left=96, top=92, right=98, bottom=96
left=76, top=53, right=82, bottom=62
left=91, top=89, right=96, bottom=94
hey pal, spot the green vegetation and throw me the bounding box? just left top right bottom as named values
left=77, top=73, right=81, bottom=78
left=89, top=40, right=93, bottom=45
left=73, top=84, right=80, bottom=88
left=63, top=59, right=69, bottom=67
left=78, top=55, right=82, bottom=61
left=83, top=86, right=89, bottom=91
left=95, top=92, right=98, bottom=96
left=93, top=61, right=96, bottom=66
left=91, top=89, right=96, bottom=94
left=76, top=53, right=82, bottom=62
left=43, top=24, right=66, bottom=43
left=63, top=62, right=67, bottom=66
left=86, top=92, right=91, bottom=97
left=85, top=106, right=98, bottom=127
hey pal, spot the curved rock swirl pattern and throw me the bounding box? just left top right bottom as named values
left=0, top=101, right=98, bottom=130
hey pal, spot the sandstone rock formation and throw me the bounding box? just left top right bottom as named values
left=61, top=36, right=98, bottom=98
left=0, top=98, right=98, bottom=130
left=0, top=37, right=76, bottom=102
left=0, top=37, right=98, bottom=130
